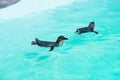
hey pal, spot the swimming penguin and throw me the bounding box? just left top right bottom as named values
left=31, top=36, right=68, bottom=51
left=75, top=22, right=99, bottom=34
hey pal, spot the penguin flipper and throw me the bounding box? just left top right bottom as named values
left=93, top=31, right=99, bottom=34
left=49, top=46, right=54, bottom=51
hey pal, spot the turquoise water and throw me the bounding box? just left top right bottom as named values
left=0, top=0, right=120, bottom=80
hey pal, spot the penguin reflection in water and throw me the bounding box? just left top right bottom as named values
left=31, top=36, right=68, bottom=51
left=75, top=22, right=99, bottom=34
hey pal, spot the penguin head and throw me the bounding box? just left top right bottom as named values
left=88, top=22, right=95, bottom=28
left=88, top=22, right=95, bottom=31
left=56, top=36, right=68, bottom=45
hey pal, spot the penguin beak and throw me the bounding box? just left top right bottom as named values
left=63, top=37, right=68, bottom=40
left=75, top=29, right=79, bottom=33
left=75, top=30, right=77, bottom=33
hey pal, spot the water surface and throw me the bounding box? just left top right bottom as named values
left=0, top=0, right=120, bottom=80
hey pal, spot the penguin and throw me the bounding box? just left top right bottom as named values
left=31, top=35, right=68, bottom=51
left=75, top=22, right=99, bottom=34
